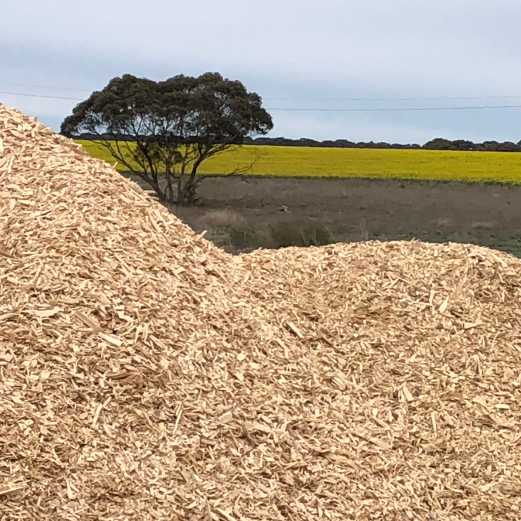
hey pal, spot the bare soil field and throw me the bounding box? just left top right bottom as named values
left=124, top=174, right=521, bottom=256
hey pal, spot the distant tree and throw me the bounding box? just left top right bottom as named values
left=482, top=140, right=499, bottom=151
left=61, top=73, right=273, bottom=205
left=495, top=141, right=519, bottom=152
left=423, top=138, right=455, bottom=150
left=423, top=137, right=521, bottom=152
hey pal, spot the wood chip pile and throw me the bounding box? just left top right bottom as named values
left=1, top=104, right=521, bottom=520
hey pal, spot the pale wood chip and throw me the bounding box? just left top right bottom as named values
left=1, top=103, right=521, bottom=520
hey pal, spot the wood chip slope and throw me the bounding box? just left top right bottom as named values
left=1, top=103, right=521, bottom=520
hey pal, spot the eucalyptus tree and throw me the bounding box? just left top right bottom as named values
left=61, top=73, right=273, bottom=205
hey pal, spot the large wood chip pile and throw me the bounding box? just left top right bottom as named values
left=1, top=103, right=521, bottom=520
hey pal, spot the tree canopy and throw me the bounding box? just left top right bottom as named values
left=61, top=73, right=273, bottom=204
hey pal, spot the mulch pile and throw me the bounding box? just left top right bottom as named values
left=1, top=103, right=521, bottom=520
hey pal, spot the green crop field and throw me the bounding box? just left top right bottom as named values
left=78, top=140, right=521, bottom=184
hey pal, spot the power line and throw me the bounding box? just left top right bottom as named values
left=4, top=80, right=521, bottom=102
left=268, top=105, right=521, bottom=112
left=2, top=82, right=94, bottom=93
left=0, top=91, right=81, bottom=101
left=2, top=90, right=521, bottom=113
left=266, top=95, right=521, bottom=102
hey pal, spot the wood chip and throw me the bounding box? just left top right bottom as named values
left=98, top=333, right=123, bottom=347
left=286, top=321, right=304, bottom=338
left=2, top=103, right=521, bottom=520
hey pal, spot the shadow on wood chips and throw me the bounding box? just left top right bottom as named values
left=1, top=104, right=521, bottom=520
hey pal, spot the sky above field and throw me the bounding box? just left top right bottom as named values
left=2, top=0, right=521, bottom=143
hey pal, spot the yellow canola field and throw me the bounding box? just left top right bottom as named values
left=78, top=140, right=521, bottom=184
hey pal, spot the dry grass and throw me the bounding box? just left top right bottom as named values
left=2, top=104, right=521, bottom=520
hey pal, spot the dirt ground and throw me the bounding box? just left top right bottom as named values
left=124, top=174, right=521, bottom=255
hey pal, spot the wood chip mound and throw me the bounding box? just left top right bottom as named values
left=1, top=104, right=521, bottom=520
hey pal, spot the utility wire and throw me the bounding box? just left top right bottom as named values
left=4, top=78, right=521, bottom=102
left=0, top=91, right=81, bottom=101
left=5, top=83, right=521, bottom=102
left=266, top=95, right=521, bottom=102
left=268, top=105, right=521, bottom=112
left=2, top=90, right=521, bottom=113
left=2, top=82, right=94, bottom=93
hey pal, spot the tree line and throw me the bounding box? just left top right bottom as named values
left=243, top=136, right=521, bottom=152
left=77, top=132, right=521, bottom=153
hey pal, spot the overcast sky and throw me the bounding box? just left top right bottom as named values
left=2, top=0, right=521, bottom=143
